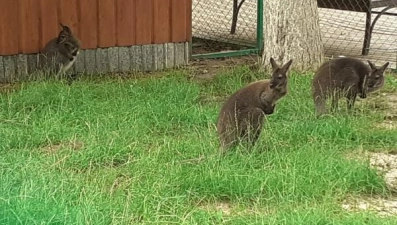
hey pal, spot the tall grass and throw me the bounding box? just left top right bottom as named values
left=0, top=67, right=396, bottom=224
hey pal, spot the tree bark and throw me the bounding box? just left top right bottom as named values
left=261, top=0, right=324, bottom=72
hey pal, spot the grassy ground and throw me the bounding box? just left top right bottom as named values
left=1, top=65, right=397, bottom=224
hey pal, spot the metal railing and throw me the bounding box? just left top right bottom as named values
left=191, top=0, right=263, bottom=59
left=191, top=0, right=397, bottom=69
left=318, top=0, right=397, bottom=68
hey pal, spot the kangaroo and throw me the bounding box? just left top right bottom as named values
left=38, top=23, right=81, bottom=78
left=216, top=58, right=293, bottom=152
left=312, top=57, right=389, bottom=116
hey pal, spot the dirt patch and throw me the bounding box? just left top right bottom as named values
left=369, top=152, right=397, bottom=192
left=41, top=140, right=84, bottom=154
left=197, top=200, right=272, bottom=216
left=0, top=83, right=21, bottom=94
left=192, top=38, right=251, bottom=55
left=342, top=195, right=397, bottom=217
left=198, top=200, right=233, bottom=216
left=371, top=93, right=397, bottom=129
left=340, top=90, right=397, bottom=216
left=347, top=151, right=397, bottom=192
left=342, top=151, right=397, bottom=216
left=377, top=120, right=397, bottom=130
left=383, top=94, right=397, bottom=119
left=189, top=55, right=260, bottom=81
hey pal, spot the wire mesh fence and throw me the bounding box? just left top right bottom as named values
left=318, top=0, right=397, bottom=68
left=191, top=0, right=261, bottom=57
left=192, top=0, right=397, bottom=68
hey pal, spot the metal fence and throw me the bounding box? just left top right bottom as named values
left=318, top=0, right=397, bottom=69
left=191, top=0, right=263, bottom=59
left=191, top=0, right=397, bottom=69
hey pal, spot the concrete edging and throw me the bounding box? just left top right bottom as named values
left=0, top=42, right=190, bottom=83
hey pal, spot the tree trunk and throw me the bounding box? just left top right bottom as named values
left=261, top=0, right=324, bottom=72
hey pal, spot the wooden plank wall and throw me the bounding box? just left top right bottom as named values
left=0, top=0, right=192, bottom=56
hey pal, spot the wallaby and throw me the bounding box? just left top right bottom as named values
left=38, top=23, right=81, bottom=79
left=216, top=58, right=293, bottom=152
left=312, top=57, right=389, bottom=116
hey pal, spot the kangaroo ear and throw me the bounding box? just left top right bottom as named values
left=269, top=57, right=279, bottom=70
left=60, top=23, right=72, bottom=34
left=379, top=62, right=390, bottom=74
left=282, top=59, right=293, bottom=72
left=57, top=24, right=72, bottom=44
left=367, top=60, right=376, bottom=70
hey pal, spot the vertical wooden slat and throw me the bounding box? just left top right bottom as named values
left=116, top=0, right=135, bottom=46
left=75, top=50, right=85, bottom=72
left=130, top=46, right=143, bottom=71
left=79, top=0, right=98, bottom=49
left=27, top=54, right=39, bottom=74
left=16, top=55, right=28, bottom=80
left=142, top=45, right=154, bottom=72
left=165, top=43, right=175, bottom=68
left=171, top=0, right=187, bottom=43
left=3, top=56, right=16, bottom=81
left=0, top=0, right=19, bottom=55
left=59, top=0, right=80, bottom=38
left=98, top=0, right=116, bottom=48
left=0, top=56, right=5, bottom=82
left=135, top=0, right=153, bottom=45
left=96, top=48, right=109, bottom=72
left=84, top=50, right=97, bottom=73
left=40, top=0, right=59, bottom=49
left=18, top=0, right=40, bottom=54
left=118, top=47, right=131, bottom=72
left=186, top=0, right=192, bottom=40
left=154, top=44, right=165, bottom=70
left=153, top=0, right=171, bottom=44
left=175, top=43, right=185, bottom=65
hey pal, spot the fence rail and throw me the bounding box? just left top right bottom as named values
left=191, top=0, right=263, bottom=59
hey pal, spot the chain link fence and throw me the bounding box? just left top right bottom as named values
left=192, top=0, right=397, bottom=68
left=191, top=0, right=261, bottom=57
left=318, top=0, right=397, bottom=69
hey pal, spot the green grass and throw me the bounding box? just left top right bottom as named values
left=1, top=66, right=397, bottom=224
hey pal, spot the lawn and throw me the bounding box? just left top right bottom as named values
left=1, top=64, right=397, bottom=224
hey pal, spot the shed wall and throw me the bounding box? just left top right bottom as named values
left=0, top=0, right=192, bottom=55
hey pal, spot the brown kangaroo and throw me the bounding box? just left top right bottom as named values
left=38, top=23, right=81, bottom=78
left=216, top=58, right=293, bottom=152
left=312, top=57, right=389, bottom=116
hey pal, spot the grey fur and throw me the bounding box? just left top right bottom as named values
left=216, top=58, right=293, bottom=152
left=37, top=23, right=81, bottom=78
left=312, top=57, right=389, bottom=116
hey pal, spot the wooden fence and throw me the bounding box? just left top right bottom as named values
left=0, top=0, right=192, bottom=55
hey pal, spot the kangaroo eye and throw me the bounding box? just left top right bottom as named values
left=277, top=74, right=283, bottom=79
left=375, top=75, right=381, bottom=79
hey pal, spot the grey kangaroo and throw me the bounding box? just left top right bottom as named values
left=216, top=58, right=293, bottom=152
left=38, top=23, right=81, bottom=78
left=312, top=57, right=389, bottom=116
